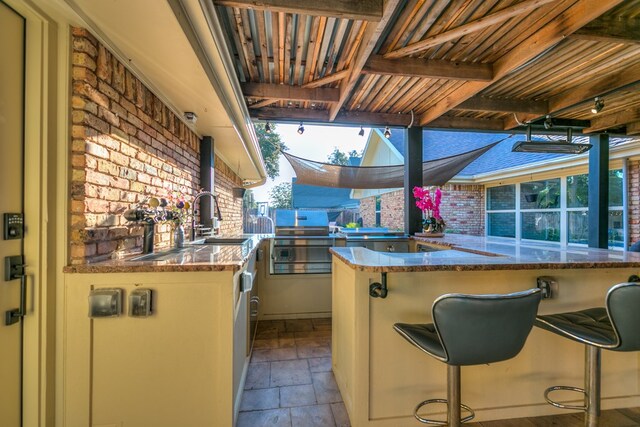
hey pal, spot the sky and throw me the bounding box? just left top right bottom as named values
left=251, top=123, right=371, bottom=203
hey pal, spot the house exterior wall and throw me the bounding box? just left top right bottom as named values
left=69, top=28, right=242, bottom=264
left=359, top=184, right=485, bottom=235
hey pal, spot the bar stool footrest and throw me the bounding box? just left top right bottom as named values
left=414, top=398, right=475, bottom=425
left=544, top=385, right=588, bottom=411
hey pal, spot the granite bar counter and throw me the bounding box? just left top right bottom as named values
left=330, top=234, right=640, bottom=272
left=330, top=235, right=640, bottom=426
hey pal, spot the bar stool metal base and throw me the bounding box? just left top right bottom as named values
left=414, top=399, right=475, bottom=425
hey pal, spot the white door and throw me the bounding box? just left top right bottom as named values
left=0, top=1, right=25, bottom=426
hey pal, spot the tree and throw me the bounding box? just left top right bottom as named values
left=243, top=189, right=257, bottom=209
left=269, top=182, right=292, bottom=209
left=327, top=147, right=363, bottom=165
left=255, top=123, right=287, bottom=179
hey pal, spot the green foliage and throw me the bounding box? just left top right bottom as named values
left=345, top=222, right=358, bottom=228
left=269, top=182, right=293, bottom=209
left=243, top=189, right=257, bottom=209
left=327, top=147, right=363, bottom=165
left=255, top=123, right=288, bottom=179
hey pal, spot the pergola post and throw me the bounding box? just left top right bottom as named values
left=588, top=133, right=609, bottom=249
left=405, top=127, right=423, bottom=234
left=200, top=136, right=215, bottom=226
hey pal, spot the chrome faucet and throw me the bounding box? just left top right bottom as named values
left=191, top=190, right=222, bottom=240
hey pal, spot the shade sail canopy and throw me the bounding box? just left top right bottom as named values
left=283, top=139, right=505, bottom=189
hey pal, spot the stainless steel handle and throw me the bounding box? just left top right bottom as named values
left=5, top=274, right=26, bottom=326
left=250, top=297, right=260, bottom=316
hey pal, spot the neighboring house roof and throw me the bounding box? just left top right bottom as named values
left=291, top=177, right=360, bottom=209
left=386, top=130, right=568, bottom=177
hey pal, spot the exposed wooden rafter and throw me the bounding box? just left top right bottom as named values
left=456, top=96, right=548, bottom=115
left=584, top=107, right=640, bottom=133
left=241, top=83, right=339, bottom=102
left=426, top=116, right=504, bottom=131
left=503, top=113, right=540, bottom=130
left=572, top=16, right=640, bottom=45
left=627, top=121, right=640, bottom=136
left=328, top=0, right=402, bottom=121
left=301, top=70, right=350, bottom=88
left=250, top=107, right=412, bottom=126
left=362, top=55, right=493, bottom=81
left=418, top=0, right=626, bottom=126
left=212, top=0, right=383, bottom=22
left=384, top=0, right=558, bottom=60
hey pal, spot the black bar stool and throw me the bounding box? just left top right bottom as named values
left=535, top=282, right=640, bottom=427
left=394, top=288, right=541, bottom=426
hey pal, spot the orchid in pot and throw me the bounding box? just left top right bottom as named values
left=413, top=186, right=446, bottom=234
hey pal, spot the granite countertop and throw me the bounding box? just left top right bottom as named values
left=330, top=234, right=640, bottom=272
left=63, top=234, right=270, bottom=274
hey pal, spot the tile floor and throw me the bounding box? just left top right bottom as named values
left=238, top=318, right=350, bottom=427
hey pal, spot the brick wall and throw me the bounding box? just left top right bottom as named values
left=70, top=28, right=242, bottom=264
left=359, top=184, right=484, bottom=235
left=629, top=159, right=640, bottom=244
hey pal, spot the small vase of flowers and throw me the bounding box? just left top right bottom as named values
left=413, top=186, right=446, bottom=236
left=167, top=193, right=192, bottom=248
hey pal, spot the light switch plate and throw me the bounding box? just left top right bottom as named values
left=129, top=289, right=152, bottom=317
left=88, top=288, right=122, bottom=317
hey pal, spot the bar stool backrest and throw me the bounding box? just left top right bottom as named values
left=606, top=283, right=640, bottom=352
left=432, top=288, right=541, bottom=366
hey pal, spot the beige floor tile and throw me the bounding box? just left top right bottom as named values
left=237, top=408, right=291, bottom=427
left=254, top=338, right=280, bottom=349
left=294, top=330, right=332, bottom=339
left=270, top=359, right=312, bottom=387
left=290, top=404, right=336, bottom=427
left=280, top=384, right=317, bottom=408
left=244, top=362, right=270, bottom=390
left=252, top=347, right=298, bottom=363
left=295, top=336, right=331, bottom=347
left=311, top=372, right=342, bottom=404
left=240, top=388, right=280, bottom=411
left=297, top=345, right=332, bottom=359
left=285, top=319, right=314, bottom=332
left=331, top=402, right=351, bottom=427
left=308, top=357, right=332, bottom=373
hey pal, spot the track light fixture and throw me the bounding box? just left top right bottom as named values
left=591, top=97, right=604, bottom=114
left=543, top=115, right=553, bottom=130
left=265, top=122, right=272, bottom=133
left=384, top=126, right=391, bottom=138
left=358, top=126, right=365, bottom=137
left=297, top=122, right=305, bottom=135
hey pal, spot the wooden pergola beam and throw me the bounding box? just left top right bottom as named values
left=418, top=0, right=625, bottom=127
left=241, top=83, right=339, bottom=102
left=328, top=0, right=402, bottom=121
left=584, top=107, right=640, bottom=134
left=301, top=70, right=350, bottom=89
left=572, top=16, right=640, bottom=45
left=250, top=107, right=413, bottom=126
left=384, top=0, right=557, bottom=59
left=503, top=113, right=540, bottom=130
left=627, top=121, right=640, bottom=136
left=457, top=96, right=548, bottom=115
left=362, top=55, right=493, bottom=81
left=212, top=0, right=383, bottom=22
left=426, top=116, right=505, bottom=131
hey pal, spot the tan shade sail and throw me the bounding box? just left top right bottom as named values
left=283, top=139, right=504, bottom=189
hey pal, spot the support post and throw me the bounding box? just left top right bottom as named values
left=200, top=136, right=215, bottom=227
left=404, top=127, right=423, bottom=234
left=588, top=134, right=609, bottom=248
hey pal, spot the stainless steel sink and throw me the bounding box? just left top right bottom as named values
left=203, top=237, right=250, bottom=245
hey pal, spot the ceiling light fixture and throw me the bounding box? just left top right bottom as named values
left=297, top=123, right=305, bottom=135
left=591, top=97, right=604, bottom=114
left=265, top=122, right=272, bottom=133
left=543, top=115, right=553, bottom=130
left=384, top=126, right=391, bottom=138
left=184, top=112, right=198, bottom=124
left=358, top=126, right=365, bottom=137
left=512, top=126, right=592, bottom=154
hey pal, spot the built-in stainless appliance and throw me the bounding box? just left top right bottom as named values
left=271, top=210, right=335, bottom=274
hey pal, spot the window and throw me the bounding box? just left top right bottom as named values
left=375, top=196, right=381, bottom=227
left=521, top=179, right=560, bottom=243
left=486, top=185, right=515, bottom=238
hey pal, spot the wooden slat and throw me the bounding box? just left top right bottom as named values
left=573, top=16, right=640, bottom=45
left=325, top=19, right=349, bottom=75
left=283, top=13, right=293, bottom=84
left=418, top=0, right=626, bottom=126
left=336, top=20, right=364, bottom=72
left=233, top=7, right=259, bottom=81
left=213, top=0, right=383, bottom=22
left=548, top=64, right=640, bottom=114
left=241, top=82, right=340, bottom=102
left=385, top=0, right=558, bottom=59
left=457, top=96, right=548, bottom=115
left=250, top=107, right=413, bottom=126
left=316, top=17, right=336, bottom=78
left=303, top=16, right=321, bottom=84
left=248, top=98, right=279, bottom=109
left=627, top=121, right=640, bottom=136
left=584, top=107, right=640, bottom=133
left=302, top=70, right=350, bottom=88
left=363, top=55, right=493, bottom=81
left=278, top=12, right=285, bottom=83
left=255, top=10, right=271, bottom=82
left=328, top=0, right=403, bottom=120
left=222, top=7, right=251, bottom=81
left=293, top=14, right=307, bottom=85
left=380, top=0, right=428, bottom=53
left=271, top=11, right=280, bottom=84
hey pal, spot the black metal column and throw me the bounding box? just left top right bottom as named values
left=588, top=133, right=609, bottom=249
left=404, top=127, right=423, bottom=235
left=200, top=136, right=214, bottom=226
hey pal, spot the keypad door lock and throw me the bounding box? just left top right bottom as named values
left=4, top=213, right=24, bottom=240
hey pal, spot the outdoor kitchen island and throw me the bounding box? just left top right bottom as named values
left=330, top=235, right=640, bottom=427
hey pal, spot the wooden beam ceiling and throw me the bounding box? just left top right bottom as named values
left=503, top=113, right=540, bottom=130
left=627, top=121, right=640, bottom=136
left=572, top=16, right=640, bottom=45
left=212, top=0, right=383, bottom=21
left=362, top=55, right=493, bottom=81
left=418, top=0, right=626, bottom=127
left=241, top=83, right=339, bottom=102
left=456, top=96, right=548, bottom=115
left=584, top=107, right=640, bottom=133
left=328, top=0, right=402, bottom=121
left=383, top=0, right=558, bottom=59
left=426, top=116, right=505, bottom=131
left=250, top=107, right=412, bottom=126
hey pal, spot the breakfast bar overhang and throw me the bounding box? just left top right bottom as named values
left=330, top=235, right=640, bottom=426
